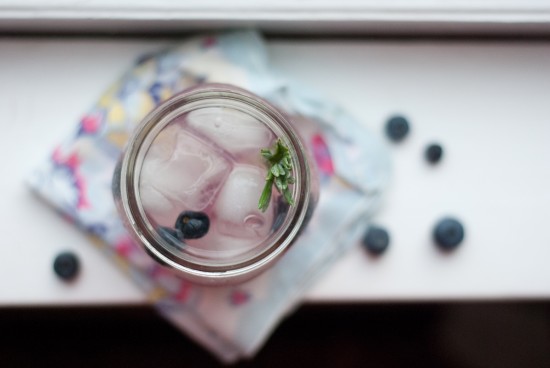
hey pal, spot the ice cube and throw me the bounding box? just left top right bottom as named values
left=145, top=122, right=180, bottom=161
left=214, top=165, right=274, bottom=239
left=186, top=107, right=274, bottom=156
left=139, top=130, right=232, bottom=226
left=139, top=184, right=179, bottom=227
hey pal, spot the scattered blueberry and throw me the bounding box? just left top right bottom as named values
left=158, top=226, right=184, bottom=250
left=425, top=143, right=443, bottom=164
left=175, top=211, right=210, bottom=239
left=53, top=252, right=80, bottom=281
left=433, top=218, right=465, bottom=250
left=385, top=115, right=410, bottom=142
left=362, top=226, right=390, bottom=255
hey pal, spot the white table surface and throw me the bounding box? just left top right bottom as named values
left=1, top=36, right=549, bottom=306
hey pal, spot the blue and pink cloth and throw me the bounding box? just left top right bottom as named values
left=29, top=31, right=391, bottom=362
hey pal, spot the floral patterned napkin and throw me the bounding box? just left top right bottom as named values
left=29, top=31, right=390, bottom=363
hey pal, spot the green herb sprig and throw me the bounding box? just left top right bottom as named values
left=258, top=139, right=295, bottom=212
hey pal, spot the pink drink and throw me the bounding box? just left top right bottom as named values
left=114, top=84, right=315, bottom=284
left=139, top=107, right=286, bottom=261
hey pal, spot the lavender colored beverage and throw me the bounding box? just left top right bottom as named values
left=113, top=84, right=317, bottom=285
left=141, top=106, right=282, bottom=258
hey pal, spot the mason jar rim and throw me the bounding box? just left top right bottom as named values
left=117, top=83, right=311, bottom=285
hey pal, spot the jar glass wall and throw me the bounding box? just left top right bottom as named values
left=113, top=84, right=318, bottom=285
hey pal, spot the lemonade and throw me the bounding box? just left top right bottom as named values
left=139, top=106, right=286, bottom=260
left=114, top=84, right=316, bottom=284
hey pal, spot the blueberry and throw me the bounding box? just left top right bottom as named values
left=385, top=115, right=410, bottom=142
left=425, top=143, right=443, bottom=164
left=361, top=226, right=390, bottom=255
left=433, top=218, right=465, bottom=250
left=53, top=252, right=80, bottom=281
left=175, top=211, right=210, bottom=239
left=158, top=226, right=184, bottom=250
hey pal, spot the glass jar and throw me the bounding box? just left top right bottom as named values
left=113, top=84, right=318, bottom=285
